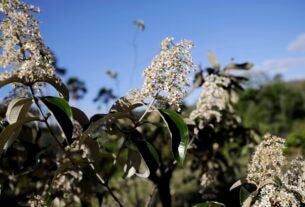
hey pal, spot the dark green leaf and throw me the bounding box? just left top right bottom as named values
left=145, top=141, right=160, bottom=164
left=40, top=96, right=73, bottom=144
left=159, top=109, right=189, bottom=166
left=240, top=186, right=250, bottom=206
left=71, top=107, right=89, bottom=128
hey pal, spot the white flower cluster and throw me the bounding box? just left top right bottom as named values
left=283, top=157, right=305, bottom=203
left=131, top=37, right=194, bottom=110
left=52, top=168, right=83, bottom=206
left=189, top=74, right=230, bottom=123
left=0, top=0, right=58, bottom=84
left=246, top=134, right=305, bottom=206
left=252, top=184, right=300, bottom=207
left=27, top=195, right=46, bottom=207
left=247, top=134, right=286, bottom=185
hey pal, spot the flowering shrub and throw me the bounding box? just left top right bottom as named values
left=1, top=0, right=304, bottom=207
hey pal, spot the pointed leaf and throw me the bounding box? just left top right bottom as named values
left=240, top=186, right=250, bottom=206
left=207, top=51, right=220, bottom=69
left=40, top=96, right=73, bottom=144
left=159, top=109, right=189, bottom=166
left=145, top=141, right=160, bottom=164
left=71, top=107, right=89, bottom=128
left=230, top=179, right=248, bottom=191
left=6, top=97, right=33, bottom=124
left=0, top=117, right=40, bottom=156
left=224, top=62, right=254, bottom=71
left=41, top=77, right=70, bottom=101
left=123, top=149, right=149, bottom=178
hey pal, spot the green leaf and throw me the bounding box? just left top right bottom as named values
left=193, top=201, right=225, bottom=207
left=0, top=117, right=40, bottom=156
left=6, top=97, right=33, bottom=124
left=240, top=186, right=250, bottom=206
left=145, top=141, right=160, bottom=164
left=71, top=107, right=89, bottom=128
left=159, top=109, right=189, bottom=166
left=40, top=96, right=73, bottom=144
left=207, top=51, right=220, bottom=69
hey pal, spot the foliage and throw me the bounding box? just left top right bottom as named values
left=1, top=1, right=305, bottom=207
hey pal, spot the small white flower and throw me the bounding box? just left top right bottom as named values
left=0, top=0, right=58, bottom=85
left=132, top=37, right=194, bottom=110
left=189, top=74, right=230, bottom=123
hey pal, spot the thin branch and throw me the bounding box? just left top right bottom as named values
left=87, top=159, right=123, bottom=207
left=138, top=98, right=156, bottom=122
left=145, top=185, right=157, bottom=207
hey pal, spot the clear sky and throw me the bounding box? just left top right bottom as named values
left=11, top=0, right=305, bottom=114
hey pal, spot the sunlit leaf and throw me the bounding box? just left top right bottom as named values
left=159, top=109, right=189, bottom=166
left=230, top=178, right=248, bottom=191
left=6, top=97, right=33, bottom=124
left=0, top=117, right=40, bottom=156
left=207, top=51, right=220, bottom=69
left=40, top=96, right=73, bottom=144
left=123, top=148, right=149, bottom=178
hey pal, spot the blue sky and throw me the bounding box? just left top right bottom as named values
left=8, top=0, right=305, bottom=114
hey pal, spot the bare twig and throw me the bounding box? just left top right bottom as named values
left=145, top=185, right=157, bottom=207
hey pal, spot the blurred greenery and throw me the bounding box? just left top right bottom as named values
left=235, top=75, right=305, bottom=137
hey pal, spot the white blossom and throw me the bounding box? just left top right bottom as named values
left=189, top=74, right=231, bottom=123
left=247, top=134, right=286, bottom=185
left=252, top=184, right=300, bottom=207
left=245, top=134, right=305, bottom=206
left=130, top=37, right=194, bottom=110
left=0, top=0, right=59, bottom=85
